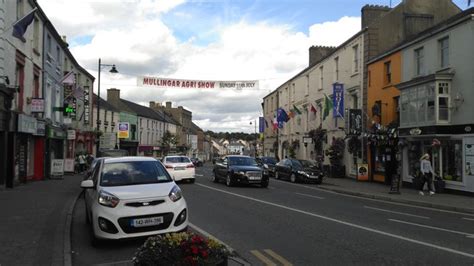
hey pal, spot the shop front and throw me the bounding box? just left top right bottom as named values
left=119, top=140, right=138, bottom=156
left=400, top=125, right=474, bottom=193
left=16, top=114, right=41, bottom=183
left=45, top=125, right=66, bottom=178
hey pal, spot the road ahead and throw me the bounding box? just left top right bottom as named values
left=72, top=163, right=474, bottom=265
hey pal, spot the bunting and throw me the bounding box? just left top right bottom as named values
left=293, top=105, right=302, bottom=115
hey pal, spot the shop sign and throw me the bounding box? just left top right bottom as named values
left=409, top=128, right=422, bottom=135
left=84, top=86, right=90, bottom=124
left=34, top=121, right=46, bottom=136
left=48, top=127, right=66, bottom=139
left=51, top=159, right=64, bottom=176
left=31, top=98, right=45, bottom=113
left=153, top=146, right=161, bottom=151
left=357, top=164, right=369, bottom=181
left=64, top=117, right=72, bottom=124
left=67, top=130, right=76, bottom=140
left=118, top=122, right=130, bottom=139
left=18, top=114, right=37, bottom=134
left=333, top=83, right=344, bottom=118
left=465, top=126, right=472, bottom=133
left=64, top=159, right=75, bottom=173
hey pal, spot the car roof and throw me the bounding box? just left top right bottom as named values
left=103, top=156, right=158, bottom=163
left=227, top=155, right=251, bottom=158
left=164, top=155, right=190, bottom=158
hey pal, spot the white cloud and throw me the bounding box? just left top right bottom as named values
left=37, top=0, right=360, bottom=133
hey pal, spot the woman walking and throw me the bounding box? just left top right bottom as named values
left=419, top=153, right=435, bottom=196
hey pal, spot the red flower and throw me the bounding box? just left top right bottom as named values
left=191, top=245, right=199, bottom=254
left=201, top=250, right=208, bottom=258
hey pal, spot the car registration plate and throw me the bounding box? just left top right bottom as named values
left=131, top=216, right=163, bottom=227
left=174, top=167, right=185, bottom=170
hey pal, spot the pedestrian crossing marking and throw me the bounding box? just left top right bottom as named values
left=250, top=249, right=292, bottom=266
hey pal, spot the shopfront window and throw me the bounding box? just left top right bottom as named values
left=374, top=146, right=385, bottom=173
left=441, top=140, right=462, bottom=182
left=407, top=140, right=434, bottom=178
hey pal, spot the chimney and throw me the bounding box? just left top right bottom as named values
left=61, top=35, right=69, bottom=47
left=149, top=101, right=155, bottom=108
left=361, top=4, right=391, bottom=28
left=166, top=102, right=172, bottom=109
left=309, top=46, right=336, bottom=66
left=107, top=88, right=120, bottom=106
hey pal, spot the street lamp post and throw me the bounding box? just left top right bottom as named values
left=250, top=119, right=257, bottom=157
left=96, top=58, right=118, bottom=155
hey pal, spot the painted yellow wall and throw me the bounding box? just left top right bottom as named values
left=367, top=51, right=401, bottom=182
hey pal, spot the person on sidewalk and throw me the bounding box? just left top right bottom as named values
left=78, top=153, right=86, bottom=173
left=419, top=153, right=435, bottom=196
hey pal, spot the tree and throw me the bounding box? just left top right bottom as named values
left=161, top=130, right=177, bottom=156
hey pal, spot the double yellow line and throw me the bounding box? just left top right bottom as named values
left=250, top=249, right=293, bottom=266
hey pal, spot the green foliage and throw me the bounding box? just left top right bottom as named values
left=133, top=232, right=230, bottom=266
left=161, top=131, right=177, bottom=156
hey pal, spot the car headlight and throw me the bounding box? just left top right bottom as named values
left=237, top=171, right=246, bottom=176
left=263, top=164, right=269, bottom=169
left=98, top=190, right=120, bottom=208
left=169, top=185, right=182, bottom=202
left=297, top=171, right=309, bottom=177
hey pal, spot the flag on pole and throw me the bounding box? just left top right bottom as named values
left=12, top=8, right=37, bottom=42
left=293, top=105, right=302, bottom=115
left=323, top=94, right=333, bottom=121
left=310, top=104, right=317, bottom=120
left=61, top=71, right=76, bottom=85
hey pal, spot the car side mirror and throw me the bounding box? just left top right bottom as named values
left=81, top=180, right=94, bottom=189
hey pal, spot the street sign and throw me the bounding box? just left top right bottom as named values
left=100, top=132, right=116, bottom=149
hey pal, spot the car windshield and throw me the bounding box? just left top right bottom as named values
left=262, top=157, right=277, bottom=164
left=290, top=159, right=304, bottom=170
left=299, top=160, right=317, bottom=168
left=100, top=161, right=172, bottom=186
left=228, top=157, right=258, bottom=166
left=166, top=157, right=191, bottom=163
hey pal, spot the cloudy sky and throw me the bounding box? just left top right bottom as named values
left=37, top=0, right=468, bottom=133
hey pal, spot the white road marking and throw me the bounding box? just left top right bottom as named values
left=295, top=192, right=325, bottom=200
left=364, top=206, right=430, bottom=219
left=271, top=179, right=474, bottom=217
left=250, top=250, right=277, bottom=266
left=389, top=219, right=474, bottom=238
left=462, top=217, right=474, bottom=221
left=196, top=183, right=474, bottom=259
left=194, top=174, right=204, bottom=177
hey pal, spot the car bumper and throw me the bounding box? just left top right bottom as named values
left=232, top=174, right=269, bottom=185
left=169, top=169, right=195, bottom=181
left=91, top=197, right=188, bottom=240
left=299, top=174, right=324, bottom=183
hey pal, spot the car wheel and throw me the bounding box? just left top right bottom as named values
left=275, top=171, right=280, bottom=180
left=89, top=215, right=101, bottom=247
left=290, top=173, right=297, bottom=183
left=212, top=171, right=218, bottom=183
left=226, top=174, right=234, bottom=187
left=261, top=180, right=269, bottom=188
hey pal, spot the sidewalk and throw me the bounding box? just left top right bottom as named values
left=319, top=176, right=474, bottom=214
left=0, top=174, right=83, bottom=266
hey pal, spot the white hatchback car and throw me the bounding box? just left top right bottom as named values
left=163, top=156, right=196, bottom=183
left=81, top=157, right=188, bottom=243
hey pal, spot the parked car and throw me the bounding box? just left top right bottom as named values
left=84, top=157, right=109, bottom=180
left=190, top=157, right=203, bottom=167
left=80, top=157, right=188, bottom=243
left=256, top=156, right=279, bottom=177
left=275, top=158, right=324, bottom=184
left=212, top=155, right=269, bottom=188
left=162, top=156, right=196, bottom=183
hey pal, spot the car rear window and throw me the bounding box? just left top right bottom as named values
left=100, top=161, right=172, bottom=186
left=262, top=157, right=277, bottom=164
left=166, top=157, right=191, bottom=163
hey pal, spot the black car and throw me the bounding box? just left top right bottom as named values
left=212, top=155, right=269, bottom=188
left=256, top=156, right=279, bottom=177
left=275, top=158, right=324, bottom=184
left=191, top=157, right=203, bottom=167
